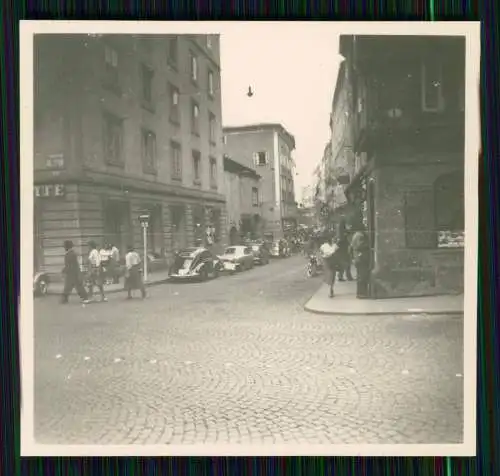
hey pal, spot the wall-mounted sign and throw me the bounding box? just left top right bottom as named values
left=34, top=184, right=65, bottom=198
left=138, top=212, right=151, bottom=224
left=46, top=154, right=65, bottom=169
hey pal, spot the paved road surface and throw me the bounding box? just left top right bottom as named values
left=34, top=255, right=464, bottom=445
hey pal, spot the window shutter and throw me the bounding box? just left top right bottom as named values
left=253, top=153, right=259, bottom=165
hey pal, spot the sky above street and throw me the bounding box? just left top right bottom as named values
left=219, top=23, right=343, bottom=199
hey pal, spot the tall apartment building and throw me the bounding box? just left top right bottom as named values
left=222, top=124, right=297, bottom=239
left=335, top=35, right=465, bottom=298
left=34, top=34, right=226, bottom=276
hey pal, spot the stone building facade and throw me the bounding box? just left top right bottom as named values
left=223, top=155, right=262, bottom=244
left=337, top=35, right=465, bottom=298
left=34, top=34, right=227, bottom=276
left=222, top=124, right=297, bottom=239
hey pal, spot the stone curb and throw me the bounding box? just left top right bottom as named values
left=303, top=286, right=464, bottom=316
left=303, top=304, right=464, bottom=316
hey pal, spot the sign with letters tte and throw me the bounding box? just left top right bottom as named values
left=34, top=184, right=65, bottom=198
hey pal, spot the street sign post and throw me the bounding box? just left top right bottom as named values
left=138, top=212, right=151, bottom=281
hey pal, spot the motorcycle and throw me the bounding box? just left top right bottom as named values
left=306, top=254, right=323, bottom=278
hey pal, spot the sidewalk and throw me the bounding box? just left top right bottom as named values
left=304, top=281, right=464, bottom=315
left=48, top=269, right=172, bottom=296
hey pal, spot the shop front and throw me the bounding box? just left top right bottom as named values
left=34, top=179, right=227, bottom=279
left=345, top=163, right=464, bottom=299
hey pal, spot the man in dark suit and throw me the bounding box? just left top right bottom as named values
left=61, top=240, right=89, bottom=304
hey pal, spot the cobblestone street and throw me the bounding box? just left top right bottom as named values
left=34, top=256, right=464, bottom=445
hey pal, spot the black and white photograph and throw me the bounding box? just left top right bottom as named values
left=21, top=21, right=479, bottom=456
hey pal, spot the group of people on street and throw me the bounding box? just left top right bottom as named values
left=305, top=219, right=371, bottom=299
left=61, top=240, right=146, bottom=304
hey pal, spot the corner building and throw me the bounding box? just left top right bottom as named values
left=337, top=35, right=465, bottom=298
left=34, top=34, right=227, bottom=275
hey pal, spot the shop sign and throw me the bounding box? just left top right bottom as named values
left=138, top=211, right=151, bottom=225
left=46, top=154, right=65, bottom=169
left=34, top=184, right=65, bottom=198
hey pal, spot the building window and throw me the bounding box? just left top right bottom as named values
left=191, top=101, right=200, bottom=135
left=435, top=172, right=464, bottom=248
left=167, top=36, right=178, bottom=68
left=104, top=45, right=119, bottom=89
left=169, top=84, right=180, bottom=124
left=404, top=190, right=436, bottom=249
left=209, top=112, right=216, bottom=144
left=421, top=59, right=444, bottom=112
left=206, top=35, right=213, bottom=49
left=171, top=141, right=182, bottom=181
left=190, top=53, right=198, bottom=82
left=141, top=64, right=154, bottom=107
left=252, top=187, right=259, bottom=207
left=253, top=151, right=268, bottom=166
left=103, top=112, right=123, bottom=165
left=209, top=157, right=217, bottom=188
left=192, top=150, right=201, bottom=184
left=141, top=129, right=157, bottom=174
left=222, top=135, right=227, bottom=145
left=208, top=70, right=214, bottom=97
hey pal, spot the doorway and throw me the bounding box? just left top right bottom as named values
left=103, top=200, right=131, bottom=256
left=170, top=205, right=186, bottom=252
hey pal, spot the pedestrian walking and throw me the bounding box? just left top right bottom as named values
left=320, top=234, right=342, bottom=298
left=61, top=240, right=89, bottom=304
left=87, top=241, right=107, bottom=302
left=110, top=243, right=120, bottom=284
left=100, top=243, right=112, bottom=285
left=351, top=228, right=371, bottom=299
left=124, top=245, right=146, bottom=300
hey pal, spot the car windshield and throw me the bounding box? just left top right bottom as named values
left=224, top=248, right=236, bottom=255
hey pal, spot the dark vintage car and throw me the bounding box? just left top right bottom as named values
left=169, top=247, right=223, bottom=281
left=243, top=241, right=270, bottom=265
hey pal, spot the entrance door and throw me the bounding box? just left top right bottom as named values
left=103, top=200, right=131, bottom=257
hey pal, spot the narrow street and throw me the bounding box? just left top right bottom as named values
left=34, top=256, right=464, bottom=445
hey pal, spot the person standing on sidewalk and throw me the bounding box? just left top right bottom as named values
left=100, top=243, right=112, bottom=285
left=110, top=243, right=120, bottom=284
left=336, top=218, right=353, bottom=282
left=124, top=245, right=146, bottom=300
left=61, top=240, right=89, bottom=304
left=87, top=241, right=107, bottom=302
left=350, top=228, right=371, bottom=299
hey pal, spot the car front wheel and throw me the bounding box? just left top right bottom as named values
left=199, top=268, right=208, bottom=282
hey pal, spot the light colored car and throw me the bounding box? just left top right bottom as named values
left=243, top=241, right=270, bottom=265
left=269, top=240, right=291, bottom=258
left=218, top=246, right=255, bottom=272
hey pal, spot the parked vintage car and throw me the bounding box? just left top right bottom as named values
left=33, top=271, right=50, bottom=296
left=169, top=247, right=223, bottom=281
left=269, top=239, right=291, bottom=258
left=243, top=241, right=270, bottom=265
left=218, top=245, right=255, bottom=272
